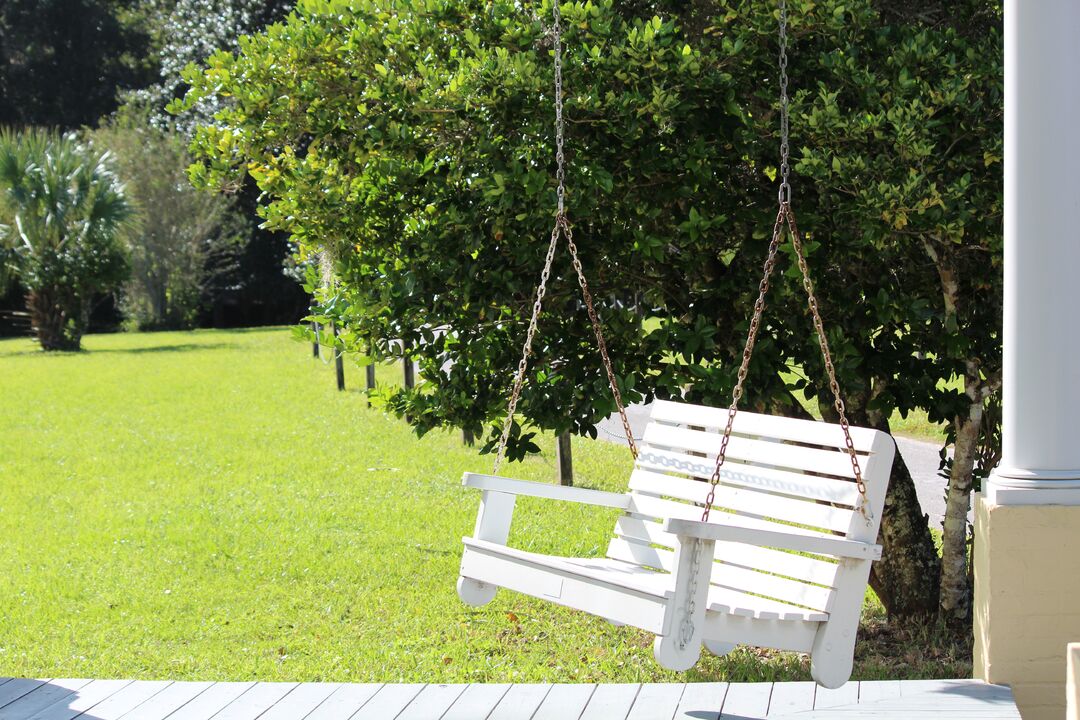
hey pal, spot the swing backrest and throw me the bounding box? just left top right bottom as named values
left=605, top=399, right=894, bottom=619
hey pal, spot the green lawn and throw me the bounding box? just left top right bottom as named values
left=0, top=328, right=965, bottom=682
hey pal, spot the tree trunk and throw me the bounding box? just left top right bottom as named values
left=26, top=287, right=80, bottom=351
left=834, top=389, right=941, bottom=618
left=938, top=403, right=980, bottom=624
left=869, top=448, right=942, bottom=618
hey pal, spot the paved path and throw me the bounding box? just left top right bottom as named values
left=597, top=404, right=961, bottom=528
left=0, top=678, right=1018, bottom=719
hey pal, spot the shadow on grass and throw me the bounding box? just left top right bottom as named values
left=90, top=342, right=240, bottom=355
left=0, top=342, right=239, bottom=357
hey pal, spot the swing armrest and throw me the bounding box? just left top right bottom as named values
left=462, top=473, right=631, bottom=509
left=663, top=518, right=881, bottom=560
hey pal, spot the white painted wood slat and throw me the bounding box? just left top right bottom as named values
left=814, top=681, right=859, bottom=709
left=463, top=474, right=630, bottom=509
left=578, top=684, right=640, bottom=720
left=488, top=684, right=552, bottom=720
left=708, top=586, right=828, bottom=623
left=720, top=682, right=772, bottom=718
left=711, top=563, right=833, bottom=613
left=116, top=681, right=213, bottom=720
left=210, top=682, right=296, bottom=720
left=440, top=684, right=511, bottom=720
left=395, top=684, right=467, bottom=720
left=629, top=469, right=855, bottom=533
left=649, top=399, right=881, bottom=451
left=0, top=681, right=90, bottom=720
left=70, top=680, right=170, bottom=720
left=603, top=539, right=832, bottom=620
left=532, top=684, right=596, bottom=720
left=303, top=683, right=382, bottom=720
left=767, top=681, right=816, bottom=715
left=25, top=679, right=132, bottom=720
left=625, top=684, right=685, bottom=720
left=643, top=423, right=860, bottom=479
left=857, top=681, right=902, bottom=704
left=349, top=684, right=425, bottom=720
left=257, top=683, right=340, bottom=720
left=674, top=683, right=727, bottom=720
left=612, top=516, right=840, bottom=587
left=635, top=447, right=861, bottom=505
left=629, top=495, right=838, bottom=542
left=0, top=681, right=49, bottom=712
left=463, top=538, right=670, bottom=598
left=162, top=682, right=254, bottom=720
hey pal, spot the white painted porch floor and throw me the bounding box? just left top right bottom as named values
left=0, top=678, right=1019, bottom=719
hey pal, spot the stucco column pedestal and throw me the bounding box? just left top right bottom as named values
left=974, top=499, right=1080, bottom=720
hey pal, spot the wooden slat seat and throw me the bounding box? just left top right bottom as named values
left=458, top=400, right=894, bottom=688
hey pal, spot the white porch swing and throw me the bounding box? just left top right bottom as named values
left=457, top=0, right=894, bottom=689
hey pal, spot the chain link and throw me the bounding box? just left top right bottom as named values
left=778, top=0, right=791, bottom=203
left=493, top=223, right=562, bottom=474
left=493, top=1, right=637, bottom=472
left=563, top=217, right=638, bottom=460
left=700, top=0, right=869, bottom=524
left=678, top=541, right=702, bottom=648
left=701, top=207, right=786, bottom=522
left=784, top=205, right=869, bottom=519
left=553, top=0, right=566, bottom=215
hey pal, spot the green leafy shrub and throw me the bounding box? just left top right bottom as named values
left=0, top=129, right=132, bottom=351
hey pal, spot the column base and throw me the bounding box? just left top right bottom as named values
left=975, top=495, right=1080, bottom=719
left=985, top=468, right=1080, bottom=505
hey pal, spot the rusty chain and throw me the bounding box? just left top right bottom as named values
left=700, top=0, right=869, bottom=524
left=493, top=1, right=637, bottom=473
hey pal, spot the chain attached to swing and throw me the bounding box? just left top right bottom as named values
left=492, top=1, right=638, bottom=475
left=699, top=0, right=870, bottom=524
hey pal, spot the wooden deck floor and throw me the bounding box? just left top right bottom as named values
left=0, top=678, right=1019, bottom=719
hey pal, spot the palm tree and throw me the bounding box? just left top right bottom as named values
left=0, top=129, right=132, bottom=350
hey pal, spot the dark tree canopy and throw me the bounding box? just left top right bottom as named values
left=0, top=0, right=155, bottom=128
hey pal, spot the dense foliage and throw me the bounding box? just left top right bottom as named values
left=0, top=0, right=154, bottom=129
left=0, top=130, right=132, bottom=350
left=181, top=0, right=1002, bottom=619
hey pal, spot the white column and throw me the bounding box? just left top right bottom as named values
left=986, top=0, right=1080, bottom=505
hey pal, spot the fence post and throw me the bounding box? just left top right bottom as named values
left=331, top=322, right=345, bottom=392
left=556, top=432, right=573, bottom=486
left=311, top=320, right=319, bottom=358
left=402, top=338, right=415, bottom=390
left=365, top=360, right=376, bottom=407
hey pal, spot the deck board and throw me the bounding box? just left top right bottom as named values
left=0, top=680, right=91, bottom=720
left=27, top=679, right=132, bottom=720
left=303, top=683, right=382, bottom=720
left=396, top=684, right=467, bottom=720
left=349, top=684, right=425, bottom=720
left=626, top=683, right=685, bottom=720
left=577, top=683, right=640, bottom=720
left=117, top=681, right=213, bottom=720
left=0, top=679, right=1019, bottom=719
left=532, top=683, right=596, bottom=720
left=440, top=683, right=511, bottom=720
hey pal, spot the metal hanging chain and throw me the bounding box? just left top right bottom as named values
left=493, top=1, right=637, bottom=474
left=700, top=0, right=869, bottom=523
left=493, top=222, right=562, bottom=474
left=777, top=0, right=791, bottom=204
left=562, top=217, right=639, bottom=460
